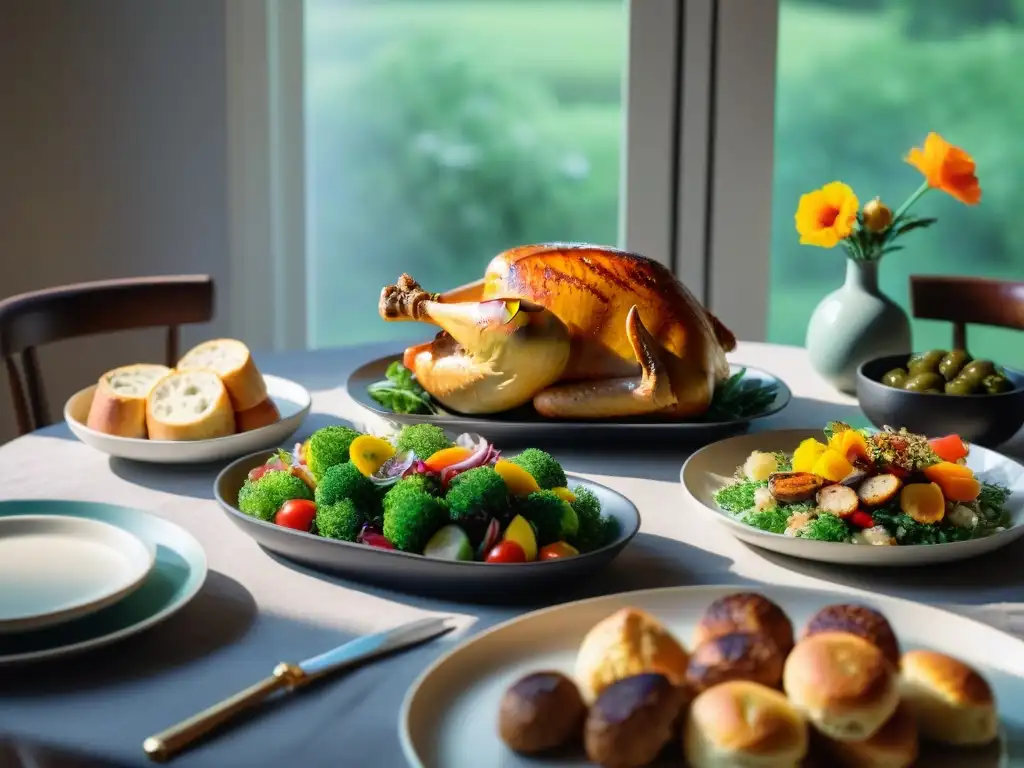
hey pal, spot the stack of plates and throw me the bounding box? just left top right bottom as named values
left=0, top=500, right=207, bottom=665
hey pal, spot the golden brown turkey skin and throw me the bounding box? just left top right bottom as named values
left=479, top=244, right=735, bottom=416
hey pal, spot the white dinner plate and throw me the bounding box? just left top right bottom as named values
left=0, top=500, right=207, bottom=665
left=401, top=584, right=1024, bottom=767
left=0, top=515, right=155, bottom=634
left=679, top=428, right=1024, bottom=566
left=64, top=374, right=311, bottom=464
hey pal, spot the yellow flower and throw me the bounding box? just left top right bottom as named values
left=862, top=198, right=893, bottom=233
left=794, top=182, right=859, bottom=248
left=905, top=132, right=981, bottom=206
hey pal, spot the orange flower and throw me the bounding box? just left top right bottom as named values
left=794, top=181, right=859, bottom=248
left=905, top=132, right=981, bottom=205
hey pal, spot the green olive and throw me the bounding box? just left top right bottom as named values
left=982, top=374, right=1014, bottom=394
left=938, top=349, right=972, bottom=381
left=881, top=368, right=908, bottom=388
left=958, top=359, right=997, bottom=386
left=907, top=349, right=947, bottom=375
left=945, top=377, right=977, bottom=396
left=903, top=372, right=945, bottom=392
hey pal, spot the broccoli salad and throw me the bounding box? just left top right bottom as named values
left=713, top=422, right=1013, bottom=546
left=236, top=423, right=620, bottom=562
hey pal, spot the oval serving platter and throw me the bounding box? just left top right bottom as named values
left=346, top=355, right=791, bottom=444
left=401, top=583, right=1024, bottom=767
left=680, top=428, right=1024, bottom=566
left=214, top=450, right=640, bottom=600
left=65, top=374, right=312, bottom=464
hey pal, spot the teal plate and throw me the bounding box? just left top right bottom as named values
left=0, top=500, right=207, bottom=665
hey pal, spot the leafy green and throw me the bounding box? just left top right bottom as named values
left=742, top=506, right=789, bottom=534
left=703, top=368, right=779, bottom=421
left=772, top=451, right=792, bottom=472
left=713, top=479, right=765, bottom=513
left=822, top=421, right=851, bottom=442
left=977, top=482, right=1012, bottom=527
left=870, top=507, right=973, bottom=545
left=799, top=513, right=851, bottom=542
left=367, top=362, right=437, bottom=414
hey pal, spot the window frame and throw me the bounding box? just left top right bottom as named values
left=226, top=0, right=779, bottom=350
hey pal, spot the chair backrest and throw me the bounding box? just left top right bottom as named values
left=0, top=275, right=215, bottom=435
left=909, top=275, right=1024, bottom=350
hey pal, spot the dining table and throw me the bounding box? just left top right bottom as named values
left=1, top=339, right=1023, bottom=768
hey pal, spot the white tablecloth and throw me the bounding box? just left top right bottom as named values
left=1, top=341, right=1022, bottom=768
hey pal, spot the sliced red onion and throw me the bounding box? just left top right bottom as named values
left=476, top=517, right=500, bottom=559
left=369, top=450, right=416, bottom=487
left=441, top=436, right=493, bottom=486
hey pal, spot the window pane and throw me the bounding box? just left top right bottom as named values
left=305, top=0, right=626, bottom=348
left=770, top=0, right=1023, bottom=362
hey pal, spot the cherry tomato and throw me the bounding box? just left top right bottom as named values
left=929, top=434, right=968, bottom=463
left=485, top=540, right=527, bottom=563
left=362, top=532, right=396, bottom=550
left=275, top=499, right=317, bottom=531
left=848, top=510, right=875, bottom=529
left=538, top=542, right=579, bottom=560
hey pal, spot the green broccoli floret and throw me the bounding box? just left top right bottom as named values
left=315, top=462, right=379, bottom=520
left=509, top=448, right=567, bottom=490
left=305, top=425, right=362, bottom=480
left=800, top=513, right=851, bottom=543
left=315, top=499, right=363, bottom=541
left=516, top=490, right=579, bottom=545
left=237, top=470, right=313, bottom=522
left=395, top=472, right=441, bottom=496
left=382, top=479, right=449, bottom=552
left=743, top=506, right=790, bottom=534
left=570, top=485, right=619, bottom=553
left=714, top=480, right=764, bottom=513
left=393, top=424, right=452, bottom=460
left=445, top=466, right=510, bottom=544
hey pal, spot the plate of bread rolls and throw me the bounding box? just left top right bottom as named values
left=63, top=339, right=311, bottom=463
left=401, top=585, right=1023, bottom=767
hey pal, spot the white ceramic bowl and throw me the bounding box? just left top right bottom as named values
left=680, top=428, right=1024, bottom=566
left=64, top=374, right=311, bottom=464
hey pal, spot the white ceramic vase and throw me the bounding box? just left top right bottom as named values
left=805, top=258, right=911, bottom=394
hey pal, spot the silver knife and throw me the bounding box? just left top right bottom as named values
left=142, top=616, right=454, bottom=763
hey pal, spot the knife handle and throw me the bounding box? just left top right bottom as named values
left=143, top=663, right=306, bottom=763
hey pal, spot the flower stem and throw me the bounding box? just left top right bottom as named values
left=891, top=180, right=930, bottom=224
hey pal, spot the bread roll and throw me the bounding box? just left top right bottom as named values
left=235, top=397, right=281, bottom=432
left=686, top=631, right=785, bottom=692
left=585, top=673, right=688, bottom=768
left=498, top=671, right=586, bottom=754
left=684, top=680, right=808, bottom=768
left=574, top=608, right=689, bottom=703
left=86, top=364, right=171, bottom=438
left=802, top=603, right=901, bottom=667
left=145, top=369, right=236, bottom=441
left=900, top=649, right=998, bottom=746
left=694, top=593, right=794, bottom=656
left=177, top=338, right=267, bottom=411
left=814, top=700, right=918, bottom=767
left=783, top=632, right=898, bottom=742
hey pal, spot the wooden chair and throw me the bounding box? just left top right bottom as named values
left=0, top=275, right=215, bottom=436
left=909, top=275, right=1024, bottom=350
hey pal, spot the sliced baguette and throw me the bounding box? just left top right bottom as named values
left=86, top=364, right=172, bottom=438
left=145, top=369, right=236, bottom=441
left=177, top=338, right=267, bottom=411
left=235, top=397, right=281, bottom=433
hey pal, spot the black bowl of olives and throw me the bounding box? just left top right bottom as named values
left=857, top=351, right=1024, bottom=447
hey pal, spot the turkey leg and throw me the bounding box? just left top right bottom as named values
left=532, top=306, right=678, bottom=418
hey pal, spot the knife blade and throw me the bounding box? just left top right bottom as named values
left=299, top=616, right=454, bottom=678
left=143, top=616, right=454, bottom=763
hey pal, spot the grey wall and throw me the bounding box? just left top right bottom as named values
left=0, top=0, right=231, bottom=444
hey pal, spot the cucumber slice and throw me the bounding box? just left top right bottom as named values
left=423, top=524, right=473, bottom=561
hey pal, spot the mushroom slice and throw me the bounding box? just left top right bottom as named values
left=816, top=484, right=859, bottom=519
left=767, top=472, right=825, bottom=504
left=857, top=474, right=903, bottom=508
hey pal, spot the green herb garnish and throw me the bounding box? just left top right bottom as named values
left=822, top=421, right=851, bottom=442
left=977, top=482, right=1011, bottom=525
left=870, top=507, right=974, bottom=545
left=713, top=479, right=765, bottom=513
left=743, top=506, right=789, bottom=534
left=703, top=368, right=779, bottom=421
left=367, top=362, right=437, bottom=415
left=799, top=513, right=851, bottom=542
